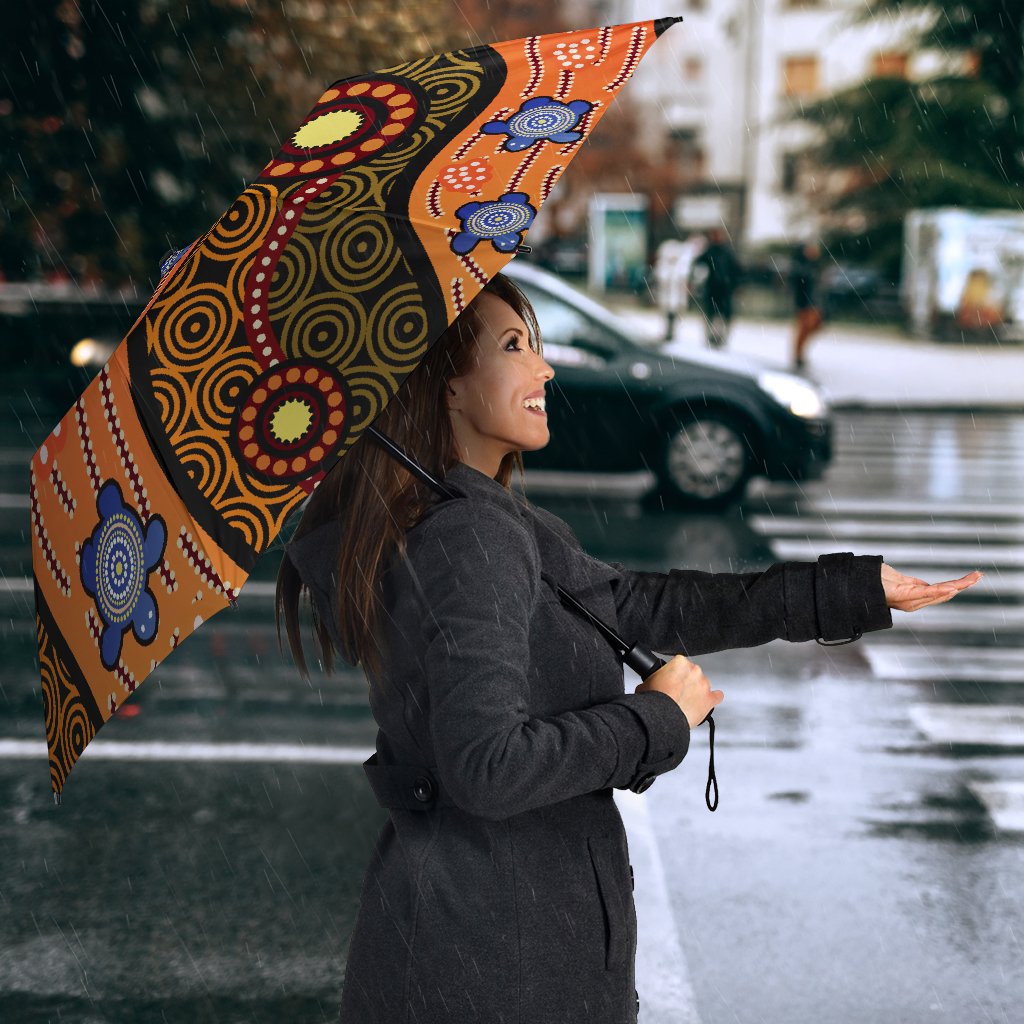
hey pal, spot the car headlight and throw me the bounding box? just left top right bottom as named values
left=757, top=371, right=828, bottom=419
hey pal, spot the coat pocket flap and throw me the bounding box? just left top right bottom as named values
left=587, top=835, right=629, bottom=971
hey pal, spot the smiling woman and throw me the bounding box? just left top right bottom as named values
left=444, top=289, right=556, bottom=478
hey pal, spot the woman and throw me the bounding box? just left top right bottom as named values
left=277, top=273, right=980, bottom=1024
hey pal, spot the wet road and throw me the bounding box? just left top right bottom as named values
left=1, top=409, right=1022, bottom=1023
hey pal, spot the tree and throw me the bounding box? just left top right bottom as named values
left=0, top=1, right=474, bottom=287
left=786, top=0, right=1024, bottom=278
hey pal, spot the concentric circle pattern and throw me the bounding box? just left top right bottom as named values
left=234, top=362, right=350, bottom=483
left=464, top=201, right=534, bottom=238
left=95, top=512, right=145, bottom=626
left=507, top=103, right=577, bottom=138
left=261, top=78, right=421, bottom=180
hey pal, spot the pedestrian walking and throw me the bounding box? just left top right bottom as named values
left=653, top=237, right=700, bottom=341
left=277, top=273, right=982, bottom=1024
left=790, top=240, right=825, bottom=369
left=691, top=227, right=742, bottom=349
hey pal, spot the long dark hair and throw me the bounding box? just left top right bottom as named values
left=275, top=273, right=542, bottom=684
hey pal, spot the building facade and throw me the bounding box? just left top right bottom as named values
left=607, top=0, right=936, bottom=252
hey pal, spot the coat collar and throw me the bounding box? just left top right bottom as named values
left=432, top=460, right=531, bottom=520
left=286, top=460, right=624, bottom=607
left=437, top=461, right=624, bottom=595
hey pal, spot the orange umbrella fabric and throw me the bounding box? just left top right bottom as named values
left=31, top=16, right=683, bottom=797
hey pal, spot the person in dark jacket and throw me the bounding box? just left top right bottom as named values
left=790, top=240, right=824, bottom=370
left=691, top=227, right=742, bottom=349
left=277, top=273, right=981, bottom=1024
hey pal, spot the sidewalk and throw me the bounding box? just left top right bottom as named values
left=606, top=303, right=1024, bottom=411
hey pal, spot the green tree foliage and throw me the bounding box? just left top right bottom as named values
left=0, top=1, right=472, bottom=287
left=788, top=0, right=1024, bottom=277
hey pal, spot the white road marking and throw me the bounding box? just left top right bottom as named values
left=907, top=705, right=1024, bottom=748
left=0, top=739, right=375, bottom=764
left=884, top=605, right=1024, bottom=633
left=616, top=787, right=702, bottom=1024
left=748, top=516, right=1024, bottom=542
left=967, top=780, right=1024, bottom=832
left=864, top=645, right=1024, bottom=684
left=794, top=497, right=1023, bottom=520
left=767, top=539, right=1024, bottom=568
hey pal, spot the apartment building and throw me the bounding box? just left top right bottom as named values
left=608, top=0, right=935, bottom=251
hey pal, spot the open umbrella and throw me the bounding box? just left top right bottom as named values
left=31, top=14, right=685, bottom=799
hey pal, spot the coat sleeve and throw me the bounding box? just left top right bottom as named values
left=409, top=502, right=691, bottom=821
left=603, top=553, right=892, bottom=657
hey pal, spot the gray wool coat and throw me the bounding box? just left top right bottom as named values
left=286, top=459, right=893, bottom=1024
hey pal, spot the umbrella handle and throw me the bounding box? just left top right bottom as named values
left=626, top=645, right=717, bottom=812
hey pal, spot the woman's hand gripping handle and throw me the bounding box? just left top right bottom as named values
left=627, top=648, right=724, bottom=810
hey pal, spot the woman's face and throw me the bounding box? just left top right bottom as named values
left=446, top=291, right=555, bottom=478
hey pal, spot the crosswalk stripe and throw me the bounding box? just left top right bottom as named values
left=967, top=781, right=1024, bottom=832
left=749, top=516, right=1024, bottom=542
left=864, top=645, right=1024, bottom=683
left=908, top=704, right=1024, bottom=747
left=885, top=605, right=1024, bottom=633
left=767, top=539, right=1024, bottom=567
left=795, top=497, right=1024, bottom=519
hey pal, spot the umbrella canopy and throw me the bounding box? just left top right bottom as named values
left=31, top=15, right=684, bottom=797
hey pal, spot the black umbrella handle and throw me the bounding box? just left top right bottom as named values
left=624, top=644, right=717, bottom=812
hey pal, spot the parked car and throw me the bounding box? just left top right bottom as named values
left=503, top=260, right=833, bottom=508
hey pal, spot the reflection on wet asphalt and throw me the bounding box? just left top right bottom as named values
left=1, top=410, right=1022, bottom=1022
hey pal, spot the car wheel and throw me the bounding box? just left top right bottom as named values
left=654, top=410, right=754, bottom=509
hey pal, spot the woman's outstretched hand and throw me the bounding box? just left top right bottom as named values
left=881, top=564, right=983, bottom=612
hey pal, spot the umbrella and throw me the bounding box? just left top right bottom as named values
left=31, top=14, right=685, bottom=799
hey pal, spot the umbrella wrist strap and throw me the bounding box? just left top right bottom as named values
left=705, top=714, right=717, bottom=811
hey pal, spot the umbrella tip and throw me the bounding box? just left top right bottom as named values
left=53, top=791, right=61, bottom=807
left=653, top=16, right=685, bottom=36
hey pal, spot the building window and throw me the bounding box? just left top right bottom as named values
left=669, top=128, right=706, bottom=182
left=684, top=56, right=703, bottom=81
left=781, top=152, right=799, bottom=195
left=781, top=56, right=819, bottom=98
left=871, top=51, right=908, bottom=79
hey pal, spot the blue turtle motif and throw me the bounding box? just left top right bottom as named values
left=80, top=481, right=167, bottom=670
left=481, top=97, right=593, bottom=152
left=451, top=192, right=538, bottom=256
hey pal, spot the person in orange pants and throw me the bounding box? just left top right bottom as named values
left=789, top=241, right=823, bottom=370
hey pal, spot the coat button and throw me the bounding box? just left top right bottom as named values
left=630, top=864, right=634, bottom=891
left=412, top=775, right=435, bottom=802
left=635, top=989, right=640, bottom=1014
left=631, top=773, right=656, bottom=794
